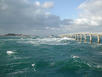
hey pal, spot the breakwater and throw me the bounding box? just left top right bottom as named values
left=60, top=32, right=102, bottom=44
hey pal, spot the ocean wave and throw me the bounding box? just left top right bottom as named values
left=17, top=37, right=74, bottom=45
left=58, top=61, right=102, bottom=72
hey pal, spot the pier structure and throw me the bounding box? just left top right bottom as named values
left=59, top=32, right=102, bottom=44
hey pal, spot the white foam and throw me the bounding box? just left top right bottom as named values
left=96, top=65, right=102, bottom=68
left=18, top=37, right=74, bottom=45
left=32, top=64, right=36, bottom=71
left=59, top=37, right=75, bottom=41
left=71, top=55, right=79, bottom=58
left=86, top=63, right=92, bottom=67
left=7, top=51, right=15, bottom=55
left=32, top=64, right=35, bottom=67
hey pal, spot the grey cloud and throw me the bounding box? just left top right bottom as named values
left=2, top=0, right=101, bottom=35
left=0, top=0, right=67, bottom=35
left=61, top=19, right=74, bottom=25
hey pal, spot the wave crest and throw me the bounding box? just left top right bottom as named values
left=17, top=37, right=75, bottom=45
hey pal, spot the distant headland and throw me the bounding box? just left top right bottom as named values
left=0, top=33, right=29, bottom=36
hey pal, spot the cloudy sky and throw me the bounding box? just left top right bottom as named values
left=0, top=0, right=102, bottom=35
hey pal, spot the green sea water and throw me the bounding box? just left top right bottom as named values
left=0, top=36, right=102, bottom=77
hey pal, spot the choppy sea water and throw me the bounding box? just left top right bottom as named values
left=0, top=36, right=102, bottom=77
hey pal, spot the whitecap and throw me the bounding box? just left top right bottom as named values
left=86, top=63, right=92, bottom=67
left=96, top=65, right=102, bottom=69
left=71, top=55, right=79, bottom=59
left=17, top=37, right=74, bottom=45
left=59, top=37, right=75, bottom=41
left=32, top=64, right=35, bottom=67
left=6, top=51, right=15, bottom=55
left=32, top=64, right=36, bottom=71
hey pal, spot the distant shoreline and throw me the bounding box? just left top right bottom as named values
left=0, top=33, right=29, bottom=37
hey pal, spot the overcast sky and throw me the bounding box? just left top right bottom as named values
left=0, top=0, right=102, bottom=35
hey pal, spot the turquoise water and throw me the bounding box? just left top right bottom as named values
left=0, top=36, right=102, bottom=77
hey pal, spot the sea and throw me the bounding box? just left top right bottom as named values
left=0, top=36, right=102, bottom=77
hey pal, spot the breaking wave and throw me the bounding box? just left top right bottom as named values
left=17, top=37, right=75, bottom=45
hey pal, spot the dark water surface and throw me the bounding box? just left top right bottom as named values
left=0, top=36, right=102, bottom=77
